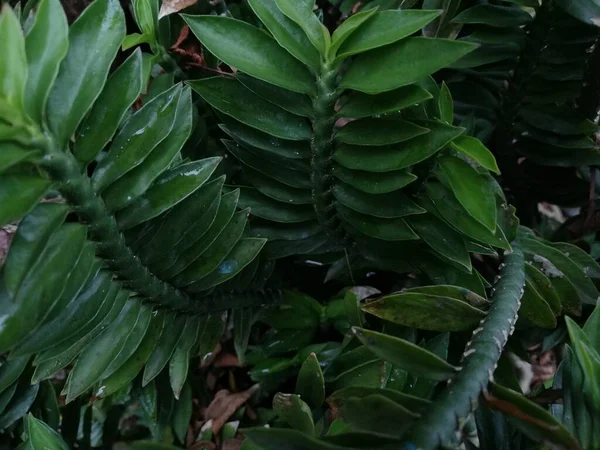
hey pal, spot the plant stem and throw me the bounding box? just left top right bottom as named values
left=402, top=245, right=525, bottom=450
left=40, top=139, right=279, bottom=314
left=310, top=62, right=345, bottom=243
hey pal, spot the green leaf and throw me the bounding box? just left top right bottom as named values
left=274, top=0, right=330, bottom=55
left=143, top=314, right=186, bottom=386
left=25, top=413, right=69, bottom=450
left=565, top=317, right=600, bottom=406
left=247, top=0, right=320, bottom=69
left=183, top=15, right=315, bottom=94
left=341, top=394, right=417, bottom=438
left=520, top=282, right=557, bottom=329
left=352, top=327, right=457, bottom=380
left=91, top=84, right=182, bottom=193
left=438, top=82, right=453, bottom=124
left=332, top=165, right=417, bottom=194
left=336, top=118, right=429, bottom=146
left=132, top=0, right=157, bottom=37
left=65, top=299, right=141, bottom=402
left=340, top=37, right=477, bottom=93
left=0, top=356, right=28, bottom=395
left=487, top=383, right=582, bottom=449
left=408, top=215, right=471, bottom=271
left=450, top=135, right=500, bottom=174
left=333, top=182, right=424, bottom=219
left=552, top=242, right=600, bottom=281
left=169, top=316, right=200, bottom=398
left=260, top=291, right=322, bottom=330
left=242, top=428, right=344, bottom=450
left=97, top=312, right=165, bottom=397
left=334, top=121, right=463, bottom=171
left=24, top=0, right=68, bottom=125
left=522, top=237, right=599, bottom=306
left=116, top=158, right=221, bottom=230
left=0, top=5, right=27, bottom=115
left=337, top=85, right=432, bottom=119
left=435, top=154, right=497, bottom=232
left=327, top=386, right=430, bottom=414
left=0, top=223, right=86, bottom=351
left=122, top=32, right=152, bottom=50
left=336, top=10, right=442, bottom=59
left=233, top=307, right=254, bottom=364
left=452, top=4, right=533, bottom=27
left=3, top=203, right=69, bottom=296
left=74, top=49, right=144, bottom=165
left=424, top=183, right=510, bottom=250
left=273, top=393, right=315, bottom=434
left=361, top=291, right=485, bottom=331
left=583, top=304, right=600, bottom=353
left=0, top=382, right=39, bottom=429
left=47, top=0, right=125, bottom=148
left=237, top=73, right=312, bottom=117
left=556, top=0, right=600, bottom=27
left=295, top=353, right=325, bottom=410
left=238, top=188, right=314, bottom=223
left=190, top=77, right=312, bottom=141
left=189, top=238, right=267, bottom=292
left=339, top=205, right=419, bottom=241
left=172, top=382, right=192, bottom=443
left=524, top=262, right=561, bottom=315
left=102, top=86, right=193, bottom=212
left=329, top=7, right=378, bottom=59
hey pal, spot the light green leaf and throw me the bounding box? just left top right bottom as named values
left=0, top=5, right=27, bottom=115
left=24, top=0, right=68, bottom=125
left=438, top=81, right=453, bottom=124
left=25, top=413, right=69, bottom=450
left=247, top=0, right=320, bottom=69
left=274, top=0, right=330, bottom=55
left=183, top=15, right=315, bottom=94
left=47, top=0, right=126, bottom=148
left=451, top=135, right=500, bottom=174
left=329, top=8, right=378, bottom=59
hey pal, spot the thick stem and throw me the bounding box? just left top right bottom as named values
left=403, top=246, right=525, bottom=450
left=40, top=140, right=279, bottom=314
left=310, top=62, right=345, bottom=242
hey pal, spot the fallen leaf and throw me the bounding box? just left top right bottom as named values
left=158, top=0, right=197, bottom=19
left=204, top=384, right=260, bottom=434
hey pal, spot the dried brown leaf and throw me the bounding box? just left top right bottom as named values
left=158, top=0, right=197, bottom=19
left=204, top=384, right=259, bottom=434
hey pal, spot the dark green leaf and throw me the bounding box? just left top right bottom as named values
left=362, top=291, right=485, bottom=331
left=334, top=182, right=424, bottom=219
left=0, top=382, right=39, bottom=429
left=352, top=327, right=457, bottom=379
left=332, top=165, right=417, bottom=194
left=0, top=356, right=28, bottom=395
left=450, top=135, right=500, bottom=174
left=91, top=84, right=182, bottom=193
left=169, top=316, right=200, bottom=398
left=143, top=314, right=186, bottom=386
left=183, top=15, right=315, bottom=94
left=238, top=188, right=315, bottom=223
left=337, top=85, right=432, bottom=119
left=435, top=154, right=496, bottom=231
left=0, top=175, right=52, bottom=226
left=452, top=5, right=533, bottom=27
left=116, top=158, right=221, bottom=230
left=334, top=121, right=463, bottom=171
left=340, top=205, right=418, bottom=241
left=190, top=77, right=312, bottom=140
left=438, top=82, right=453, bottom=124
left=274, top=0, right=330, bottom=55
left=336, top=10, right=442, bottom=59
left=237, top=73, right=312, bottom=117
left=25, top=413, right=69, bottom=450
left=295, top=353, right=325, bottom=410
left=74, top=49, right=144, bottom=165
left=340, top=38, right=477, bottom=93
left=336, top=118, right=429, bottom=146
left=273, top=393, right=315, bottom=434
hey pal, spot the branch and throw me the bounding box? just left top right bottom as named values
left=402, top=245, right=526, bottom=449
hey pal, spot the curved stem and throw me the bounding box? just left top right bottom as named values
left=40, top=139, right=279, bottom=314
left=310, top=62, right=346, bottom=243
left=402, top=245, right=525, bottom=450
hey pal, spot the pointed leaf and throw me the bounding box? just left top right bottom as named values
left=450, top=135, right=500, bottom=174
left=333, top=182, right=425, bottom=218
left=340, top=37, right=477, bottom=93
left=352, top=327, right=457, bottom=380
left=295, top=353, right=325, bottom=410
left=47, top=0, right=125, bottom=148
left=274, top=0, right=329, bottom=55
left=361, top=292, right=485, bottom=331
left=336, top=118, right=429, bottom=146
left=183, top=15, right=315, bottom=94
left=0, top=5, right=27, bottom=115
left=24, top=0, right=68, bottom=124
